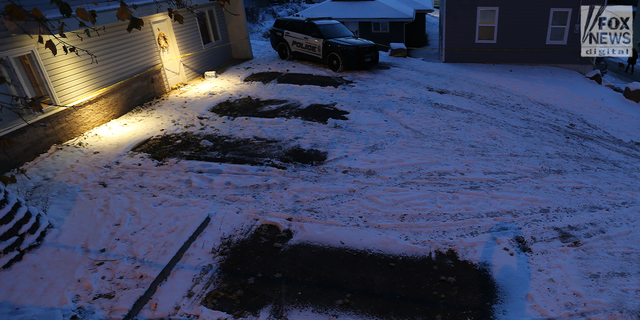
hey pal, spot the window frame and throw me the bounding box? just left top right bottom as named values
left=196, top=8, right=222, bottom=48
left=372, top=21, right=389, bottom=33
left=475, top=7, right=499, bottom=43
left=546, top=8, right=572, bottom=45
left=2, top=47, right=56, bottom=104
left=0, top=46, right=58, bottom=131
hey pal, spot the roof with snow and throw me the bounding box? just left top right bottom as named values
left=393, top=0, right=434, bottom=12
left=295, top=0, right=433, bottom=21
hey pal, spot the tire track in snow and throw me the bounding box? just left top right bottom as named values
left=215, top=66, right=640, bottom=247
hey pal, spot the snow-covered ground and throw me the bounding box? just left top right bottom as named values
left=2, top=7, right=640, bottom=320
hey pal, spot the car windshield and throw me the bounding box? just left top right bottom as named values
left=317, top=23, right=354, bottom=39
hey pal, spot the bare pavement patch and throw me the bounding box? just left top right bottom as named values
left=132, top=132, right=327, bottom=168
left=131, top=97, right=351, bottom=166
left=209, top=96, right=349, bottom=124
left=201, top=224, right=498, bottom=320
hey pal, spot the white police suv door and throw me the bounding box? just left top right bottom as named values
left=284, top=21, right=323, bottom=59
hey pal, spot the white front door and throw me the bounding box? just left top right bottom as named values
left=150, top=19, right=184, bottom=89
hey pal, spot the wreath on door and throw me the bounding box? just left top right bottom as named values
left=157, top=32, right=170, bottom=49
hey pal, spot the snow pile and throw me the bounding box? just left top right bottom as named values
left=626, top=81, right=640, bottom=91
left=585, top=69, right=601, bottom=78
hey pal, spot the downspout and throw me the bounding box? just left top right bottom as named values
left=223, top=0, right=254, bottom=59
left=440, top=0, right=445, bottom=61
left=403, top=20, right=409, bottom=45
left=403, top=8, right=416, bottom=46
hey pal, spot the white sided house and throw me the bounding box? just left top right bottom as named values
left=0, top=0, right=252, bottom=174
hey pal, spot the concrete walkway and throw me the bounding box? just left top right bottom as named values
left=606, top=58, right=640, bottom=83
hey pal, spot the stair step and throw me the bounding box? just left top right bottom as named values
left=0, top=251, right=19, bottom=270
left=0, top=236, right=19, bottom=254
left=1, top=236, right=24, bottom=257
left=0, top=207, right=30, bottom=241
left=0, top=193, right=18, bottom=225
left=20, top=218, right=50, bottom=251
left=18, top=210, right=38, bottom=235
left=26, top=213, right=44, bottom=235
left=2, top=222, right=51, bottom=270
left=0, top=185, right=51, bottom=270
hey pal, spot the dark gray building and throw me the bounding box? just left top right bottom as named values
left=439, top=0, right=608, bottom=70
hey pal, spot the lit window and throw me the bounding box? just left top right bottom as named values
left=547, top=9, right=572, bottom=44
left=476, top=7, right=498, bottom=43
left=197, top=9, right=221, bottom=47
left=372, top=21, right=389, bottom=33
left=1, top=49, right=55, bottom=130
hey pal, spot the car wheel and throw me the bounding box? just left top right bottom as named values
left=277, top=42, right=292, bottom=60
left=327, top=52, right=344, bottom=72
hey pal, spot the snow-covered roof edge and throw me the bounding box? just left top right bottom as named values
left=376, top=0, right=415, bottom=17
left=296, top=0, right=417, bottom=20
left=393, top=0, right=434, bottom=12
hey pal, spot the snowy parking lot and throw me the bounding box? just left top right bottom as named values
left=1, top=37, right=640, bottom=319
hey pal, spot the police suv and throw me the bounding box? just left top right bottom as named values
left=269, top=17, right=379, bottom=72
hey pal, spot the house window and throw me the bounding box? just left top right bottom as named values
left=197, top=9, right=221, bottom=47
left=476, top=7, right=498, bottom=43
left=372, top=21, right=389, bottom=33
left=547, top=9, right=572, bottom=44
left=1, top=48, right=55, bottom=130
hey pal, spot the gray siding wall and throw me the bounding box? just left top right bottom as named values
left=175, top=4, right=233, bottom=80
left=442, top=0, right=602, bottom=64
left=358, top=21, right=407, bottom=48
left=46, top=17, right=162, bottom=105
left=0, top=15, right=162, bottom=106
